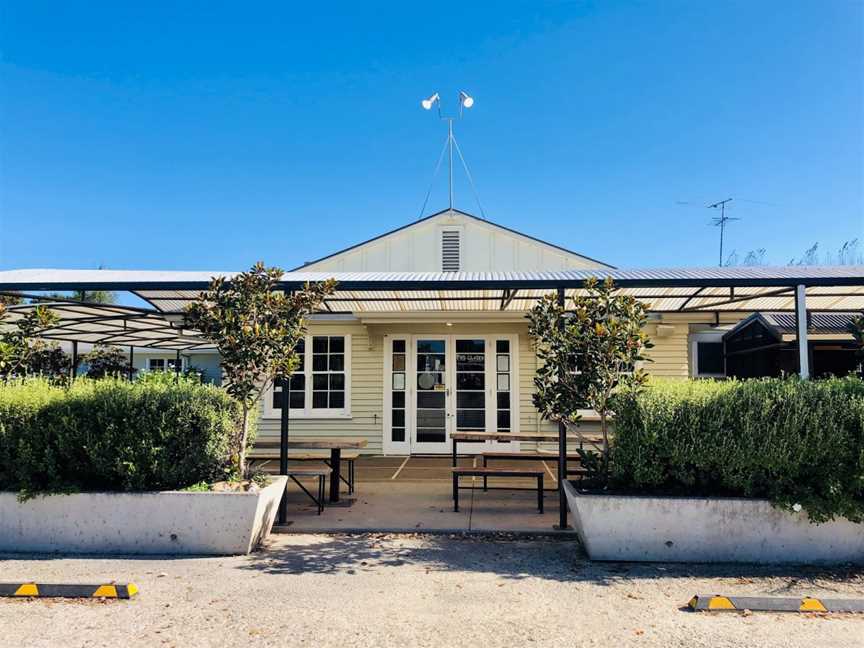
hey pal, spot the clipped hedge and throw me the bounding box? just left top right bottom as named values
left=610, top=377, right=864, bottom=523
left=0, top=377, right=244, bottom=495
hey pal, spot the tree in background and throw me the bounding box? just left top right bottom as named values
left=847, top=313, right=864, bottom=377
left=0, top=304, right=60, bottom=379
left=84, top=345, right=132, bottom=379
left=186, top=262, right=336, bottom=477
left=527, top=277, right=653, bottom=474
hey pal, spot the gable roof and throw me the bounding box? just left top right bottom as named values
left=724, top=311, right=858, bottom=340
left=291, top=208, right=615, bottom=270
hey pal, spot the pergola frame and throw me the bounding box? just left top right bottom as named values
left=2, top=265, right=863, bottom=530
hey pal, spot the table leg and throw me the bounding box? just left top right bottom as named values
left=451, top=438, right=458, bottom=468
left=329, top=448, right=342, bottom=503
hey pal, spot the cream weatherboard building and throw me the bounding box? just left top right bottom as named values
left=247, top=208, right=756, bottom=455
left=3, top=208, right=858, bottom=457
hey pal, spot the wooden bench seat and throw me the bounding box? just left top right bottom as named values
left=451, top=467, right=544, bottom=513
left=285, top=466, right=331, bottom=515
left=248, top=450, right=358, bottom=495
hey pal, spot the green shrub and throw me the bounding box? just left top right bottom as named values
left=610, top=377, right=864, bottom=523
left=0, top=377, right=248, bottom=494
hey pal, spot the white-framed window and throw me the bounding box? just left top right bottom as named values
left=147, top=357, right=185, bottom=372
left=690, top=332, right=726, bottom=378
left=264, top=334, right=351, bottom=419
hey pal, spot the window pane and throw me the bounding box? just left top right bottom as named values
left=497, top=410, right=511, bottom=430
left=497, top=373, right=510, bottom=391
left=392, top=339, right=406, bottom=353
left=456, top=339, right=484, bottom=353
left=417, top=340, right=445, bottom=353
left=329, top=374, right=344, bottom=390
left=417, top=410, right=445, bottom=428
left=392, top=409, right=405, bottom=427
left=313, top=374, right=328, bottom=390
left=496, top=340, right=510, bottom=353
left=329, top=391, right=345, bottom=409
left=698, top=342, right=724, bottom=375
left=497, top=392, right=510, bottom=409
left=417, top=372, right=445, bottom=390
left=329, top=336, right=344, bottom=353
left=417, top=353, right=445, bottom=372
left=312, top=392, right=328, bottom=409
left=393, top=354, right=405, bottom=371
left=392, top=373, right=406, bottom=390
left=457, top=373, right=484, bottom=390
left=392, top=391, right=405, bottom=408
left=313, top=355, right=328, bottom=371
left=329, top=354, right=344, bottom=371
left=272, top=390, right=283, bottom=409
left=417, top=392, right=445, bottom=408
left=456, top=353, right=484, bottom=372
left=289, top=391, right=305, bottom=409
left=289, top=374, right=305, bottom=391
left=312, top=336, right=328, bottom=353
left=457, top=410, right=485, bottom=429
left=496, top=354, right=510, bottom=372
left=457, top=392, right=485, bottom=409
left=391, top=427, right=405, bottom=442
left=417, top=429, right=445, bottom=442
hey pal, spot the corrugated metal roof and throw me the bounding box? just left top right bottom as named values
left=762, top=312, right=858, bottom=334
left=1, top=266, right=863, bottom=315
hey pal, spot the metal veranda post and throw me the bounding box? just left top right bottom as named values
left=174, top=349, right=181, bottom=382
left=556, top=287, right=569, bottom=530
left=795, top=284, right=810, bottom=379
left=128, top=347, right=134, bottom=381
left=70, top=341, right=78, bottom=383
left=278, top=376, right=290, bottom=524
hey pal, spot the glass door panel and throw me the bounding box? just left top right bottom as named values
left=455, top=339, right=487, bottom=444
left=413, top=338, right=448, bottom=450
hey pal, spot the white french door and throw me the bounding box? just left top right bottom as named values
left=383, top=334, right=518, bottom=455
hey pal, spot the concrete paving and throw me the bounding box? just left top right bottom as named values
left=276, top=456, right=573, bottom=535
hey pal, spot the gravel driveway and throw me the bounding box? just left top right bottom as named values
left=1, top=533, right=862, bottom=648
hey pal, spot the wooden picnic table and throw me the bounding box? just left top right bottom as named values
left=286, top=437, right=367, bottom=503
left=254, top=437, right=367, bottom=503
left=449, top=431, right=602, bottom=467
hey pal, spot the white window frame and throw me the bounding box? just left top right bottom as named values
left=146, top=356, right=186, bottom=372
left=690, top=331, right=726, bottom=378
left=263, top=334, right=352, bottom=419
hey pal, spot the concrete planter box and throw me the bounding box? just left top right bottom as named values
left=0, top=476, right=287, bottom=556
left=563, top=480, right=864, bottom=564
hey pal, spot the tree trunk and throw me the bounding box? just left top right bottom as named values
left=237, top=404, right=250, bottom=478
left=600, top=412, right=610, bottom=479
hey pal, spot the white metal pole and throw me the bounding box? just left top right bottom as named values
left=448, top=118, right=454, bottom=210
left=795, top=284, right=810, bottom=379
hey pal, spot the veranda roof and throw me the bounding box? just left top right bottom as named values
left=0, top=266, right=862, bottom=316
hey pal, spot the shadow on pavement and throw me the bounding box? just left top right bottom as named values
left=238, top=533, right=864, bottom=588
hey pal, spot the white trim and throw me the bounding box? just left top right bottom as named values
left=689, top=331, right=726, bottom=378
left=262, top=334, right=352, bottom=419
left=382, top=335, right=411, bottom=455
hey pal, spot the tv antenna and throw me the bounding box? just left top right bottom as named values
left=417, top=91, right=486, bottom=220
left=707, top=198, right=738, bottom=266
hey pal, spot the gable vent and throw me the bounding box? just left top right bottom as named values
left=441, top=230, right=461, bottom=272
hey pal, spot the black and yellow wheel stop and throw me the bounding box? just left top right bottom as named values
left=688, top=594, right=864, bottom=613
left=0, top=583, right=138, bottom=599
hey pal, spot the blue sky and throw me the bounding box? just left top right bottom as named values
left=1, top=1, right=862, bottom=273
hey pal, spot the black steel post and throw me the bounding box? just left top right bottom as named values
left=128, top=347, right=134, bottom=381
left=175, top=349, right=181, bottom=382
left=556, top=287, right=570, bottom=530
left=71, top=341, right=78, bottom=383
left=278, top=377, right=289, bottom=524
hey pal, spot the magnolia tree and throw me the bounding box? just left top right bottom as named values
left=527, top=277, right=653, bottom=471
left=186, top=262, right=336, bottom=477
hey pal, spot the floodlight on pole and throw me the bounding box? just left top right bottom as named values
left=421, top=93, right=440, bottom=111
left=418, top=91, right=483, bottom=215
